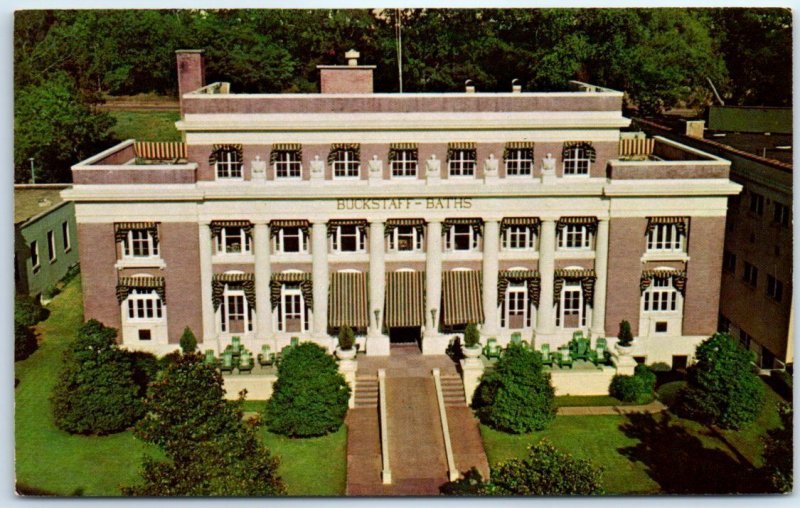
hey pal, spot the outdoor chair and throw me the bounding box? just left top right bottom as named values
left=590, top=344, right=609, bottom=366
left=540, top=343, right=553, bottom=366
left=483, top=338, right=502, bottom=360
left=572, top=330, right=584, bottom=342
left=203, top=349, right=217, bottom=367
left=509, top=332, right=530, bottom=349
left=572, top=336, right=591, bottom=361
left=231, top=336, right=242, bottom=351
left=220, top=351, right=235, bottom=373
left=281, top=337, right=300, bottom=357
left=596, top=337, right=608, bottom=350
left=238, top=350, right=254, bottom=374
left=257, top=344, right=275, bottom=366
left=556, top=347, right=573, bottom=368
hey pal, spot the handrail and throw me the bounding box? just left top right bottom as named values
left=432, top=368, right=459, bottom=481
left=378, top=369, right=391, bottom=484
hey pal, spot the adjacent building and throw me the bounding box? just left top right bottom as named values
left=15, top=184, right=79, bottom=298
left=64, top=50, right=740, bottom=365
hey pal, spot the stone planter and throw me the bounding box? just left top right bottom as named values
left=336, top=347, right=357, bottom=361
left=463, top=345, right=482, bottom=359
left=615, top=343, right=634, bottom=356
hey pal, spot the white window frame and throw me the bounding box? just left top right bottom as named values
left=30, top=241, right=40, bottom=272
left=126, top=288, right=165, bottom=321
left=563, top=147, right=591, bottom=176
left=448, top=149, right=476, bottom=177
left=557, top=280, right=585, bottom=328
left=504, top=149, right=533, bottom=177
left=642, top=278, right=679, bottom=313
left=445, top=224, right=479, bottom=252
left=216, top=227, right=251, bottom=255
left=503, top=225, right=536, bottom=251
left=274, top=151, right=302, bottom=180
left=220, top=287, right=253, bottom=334
left=646, top=224, right=684, bottom=253
left=47, top=230, right=56, bottom=262
left=501, top=280, right=532, bottom=329
left=388, top=226, right=423, bottom=252
left=391, top=150, right=418, bottom=178
left=216, top=150, right=243, bottom=180
left=331, top=225, right=366, bottom=253
left=278, top=284, right=308, bottom=333
left=332, top=150, right=360, bottom=179
left=61, top=221, right=71, bottom=252
left=123, top=229, right=159, bottom=258
left=558, top=225, right=592, bottom=250
left=275, top=227, right=308, bottom=254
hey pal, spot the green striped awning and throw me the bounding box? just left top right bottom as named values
left=442, top=270, right=484, bottom=326
left=447, top=142, right=476, bottom=160
left=500, top=217, right=540, bottom=235
left=270, top=273, right=313, bottom=309
left=328, top=143, right=360, bottom=165
left=211, top=273, right=255, bottom=311
left=385, top=271, right=425, bottom=327
left=114, top=222, right=158, bottom=243
left=209, top=220, right=253, bottom=238
left=208, top=144, right=243, bottom=166
left=388, top=143, right=418, bottom=162
left=134, top=142, right=187, bottom=160
left=269, top=143, right=302, bottom=164
left=646, top=217, right=689, bottom=236
left=327, top=219, right=368, bottom=237
left=116, top=276, right=165, bottom=303
left=269, top=219, right=309, bottom=237
left=562, top=141, right=596, bottom=162
left=553, top=269, right=596, bottom=307
left=497, top=270, right=540, bottom=308
left=443, top=218, right=483, bottom=237
left=503, top=141, right=535, bottom=161
left=641, top=270, right=687, bottom=295
left=328, top=272, right=368, bottom=329
left=556, top=216, right=598, bottom=235
left=385, top=218, right=425, bottom=237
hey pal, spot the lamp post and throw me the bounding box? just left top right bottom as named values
left=28, top=158, right=35, bottom=184
left=430, top=308, right=437, bottom=332
left=373, top=308, right=381, bottom=334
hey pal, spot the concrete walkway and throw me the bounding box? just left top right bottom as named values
left=557, top=399, right=667, bottom=416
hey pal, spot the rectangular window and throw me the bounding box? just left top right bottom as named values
left=503, top=226, right=535, bottom=250
left=30, top=241, right=40, bottom=272
left=216, top=150, right=243, bottom=179
left=126, top=289, right=164, bottom=320
left=743, top=261, right=758, bottom=288
left=655, top=322, right=668, bottom=333
left=563, top=147, right=591, bottom=176
left=332, top=225, right=366, bottom=253
left=773, top=202, right=790, bottom=228
left=448, top=149, right=476, bottom=177
left=446, top=224, right=478, bottom=252
left=504, top=149, right=533, bottom=176
left=276, top=227, right=307, bottom=253
left=723, top=250, right=737, bottom=273
left=558, top=282, right=585, bottom=328
left=766, top=274, right=783, bottom=302
left=332, top=150, right=360, bottom=179
left=643, top=278, right=678, bottom=312
left=274, top=151, right=302, bottom=179
left=138, top=329, right=152, bottom=341
left=749, top=192, right=765, bottom=216
left=61, top=221, right=71, bottom=251
left=388, top=226, right=423, bottom=252
left=646, top=224, right=684, bottom=253
left=391, top=150, right=418, bottom=178
left=279, top=284, right=308, bottom=333
left=47, top=230, right=56, bottom=262
left=123, top=229, right=159, bottom=258
left=559, top=225, right=591, bottom=250
left=216, top=227, right=251, bottom=254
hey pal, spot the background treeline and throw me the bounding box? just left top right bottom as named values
left=13, top=8, right=791, bottom=183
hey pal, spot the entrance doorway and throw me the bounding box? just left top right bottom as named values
left=389, top=326, right=421, bottom=346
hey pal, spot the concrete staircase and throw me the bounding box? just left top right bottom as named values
left=440, top=374, right=467, bottom=407
left=354, top=375, right=379, bottom=408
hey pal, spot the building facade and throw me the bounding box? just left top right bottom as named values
left=64, top=50, right=739, bottom=365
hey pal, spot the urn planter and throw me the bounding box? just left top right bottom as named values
left=463, top=345, right=482, bottom=359
left=336, top=347, right=357, bottom=361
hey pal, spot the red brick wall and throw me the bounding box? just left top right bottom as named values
left=555, top=259, right=595, bottom=271
left=683, top=216, right=725, bottom=336
left=160, top=223, right=203, bottom=343
left=386, top=261, right=426, bottom=272
left=319, top=68, right=374, bottom=94
left=605, top=218, right=647, bottom=336
left=499, top=260, right=538, bottom=272
left=78, top=223, right=122, bottom=337
left=177, top=51, right=205, bottom=111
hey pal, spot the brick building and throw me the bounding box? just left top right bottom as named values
left=63, top=50, right=740, bottom=365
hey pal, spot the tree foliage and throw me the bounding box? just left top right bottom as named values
left=473, top=343, right=556, bottom=433
left=15, top=322, right=38, bottom=362
left=179, top=326, right=197, bottom=354
left=609, top=364, right=656, bottom=403
left=265, top=342, right=350, bottom=437
left=51, top=320, right=144, bottom=435
left=128, top=354, right=285, bottom=496
left=676, top=333, right=765, bottom=429
left=762, top=403, right=793, bottom=493
left=14, top=294, right=48, bottom=327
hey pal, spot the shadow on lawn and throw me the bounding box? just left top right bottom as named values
left=618, top=412, right=769, bottom=494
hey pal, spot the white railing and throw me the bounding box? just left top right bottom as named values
left=378, top=369, right=392, bottom=484
left=432, top=368, right=459, bottom=481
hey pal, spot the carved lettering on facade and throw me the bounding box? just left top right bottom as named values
left=336, top=197, right=472, bottom=210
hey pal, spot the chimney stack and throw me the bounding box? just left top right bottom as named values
left=511, top=79, right=522, bottom=93
left=176, top=50, right=205, bottom=112
left=465, top=79, right=476, bottom=93
left=317, top=49, right=376, bottom=94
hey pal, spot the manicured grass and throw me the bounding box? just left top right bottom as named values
left=14, top=277, right=161, bottom=496
left=109, top=111, right=181, bottom=142
left=555, top=395, right=650, bottom=407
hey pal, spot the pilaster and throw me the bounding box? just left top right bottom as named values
left=311, top=221, right=329, bottom=338
left=424, top=220, right=444, bottom=352
left=481, top=219, right=500, bottom=337
left=253, top=223, right=273, bottom=343
left=367, top=219, right=390, bottom=355
left=591, top=218, right=609, bottom=338
left=198, top=222, right=217, bottom=350
left=537, top=219, right=557, bottom=335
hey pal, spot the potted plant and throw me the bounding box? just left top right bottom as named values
left=336, top=325, right=356, bottom=360
left=615, top=320, right=634, bottom=355
left=462, top=322, right=482, bottom=359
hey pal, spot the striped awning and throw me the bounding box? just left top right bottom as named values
left=328, top=143, right=360, bottom=165
left=327, top=219, right=368, bottom=237
left=447, top=142, right=476, bottom=160
left=270, top=273, right=313, bottom=309
left=562, top=141, right=597, bottom=162
left=385, top=218, right=425, bottom=237
left=269, top=219, right=309, bottom=237
left=134, top=142, right=187, bottom=161
left=208, top=144, right=243, bottom=166
left=443, top=218, right=483, bottom=237
left=269, top=143, right=302, bottom=164
left=503, top=141, right=535, bottom=160
left=211, top=273, right=255, bottom=311
left=646, top=217, right=689, bottom=236
left=210, top=220, right=253, bottom=238
left=619, top=137, right=655, bottom=157
left=641, top=270, right=687, bottom=295
left=497, top=270, right=540, bottom=308
left=388, top=143, right=418, bottom=162
left=556, top=216, right=598, bottom=235
left=442, top=270, right=484, bottom=326
left=328, top=272, right=368, bottom=329
left=116, top=276, right=165, bottom=303
left=553, top=269, right=596, bottom=307
left=385, top=271, right=425, bottom=327
left=500, top=217, right=540, bottom=235
left=114, top=222, right=158, bottom=243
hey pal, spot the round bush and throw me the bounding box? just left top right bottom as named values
left=14, top=295, right=48, bottom=327
left=15, top=322, right=38, bottom=361
left=337, top=325, right=355, bottom=350
left=464, top=322, right=480, bottom=348
left=609, top=375, right=644, bottom=402
left=265, top=342, right=350, bottom=437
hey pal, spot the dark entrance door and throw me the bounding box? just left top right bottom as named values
left=390, top=326, right=421, bottom=345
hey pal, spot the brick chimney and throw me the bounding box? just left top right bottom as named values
left=317, top=49, right=375, bottom=94
left=176, top=50, right=205, bottom=111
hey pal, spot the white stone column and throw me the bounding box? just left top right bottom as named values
left=481, top=219, right=500, bottom=338
left=367, top=220, right=390, bottom=355
left=425, top=220, right=443, bottom=344
left=537, top=219, right=557, bottom=335
left=591, top=219, right=610, bottom=338
left=254, top=223, right=273, bottom=344
left=198, top=222, right=217, bottom=350
left=311, top=221, right=329, bottom=339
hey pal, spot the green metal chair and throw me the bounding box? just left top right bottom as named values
left=238, top=350, right=254, bottom=374
left=572, top=336, right=591, bottom=361
left=556, top=347, right=573, bottom=368
left=595, top=337, right=608, bottom=350
left=290, top=336, right=300, bottom=347
left=231, top=336, right=242, bottom=352
left=483, top=338, right=502, bottom=359
left=509, top=332, right=530, bottom=349
left=203, top=349, right=217, bottom=367
left=540, top=343, right=553, bottom=366
left=590, top=343, right=609, bottom=366
left=257, top=344, right=275, bottom=366
left=572, top=330, right=584, bottom=342
left=219, top=351, right=235, bottom=373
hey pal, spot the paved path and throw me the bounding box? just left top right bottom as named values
left=556, top=399, right=667, bottom=416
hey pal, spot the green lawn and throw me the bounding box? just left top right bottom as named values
left=109, top=110, right=181, bottom=142
left=15, top=276, right=347, bottom=496
left=555, top=394, right=650, bottom=407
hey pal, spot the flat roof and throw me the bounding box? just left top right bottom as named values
left=704, top=131, right=793, bottom=165
left=14, top=185, right=71, bottom=225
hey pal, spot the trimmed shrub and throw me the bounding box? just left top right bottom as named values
left=337, top=325, right=355, bottom=350
left=635, top=363, right=657, bottom=394
left=610, top=364, right=656, bottom=403
left=265, top=343, right=351, bottom=437
left=617, top=320, right=633, bottom=347
left=473, top=343, right=556, bottom=433
left=762, top=403, right=792, bottom=493
left=464, top=321, right=480, bottom=348
left=676, top=332, right=765, bottom=429
left=51, top=320, right=144, bottom=435
left=127, top=350, right=160, bottom=397
left=14, top=322, right=38, bottom=361
left=179, top=326, right=197, bottom=354
left=14, top=294, right=48, bottom=327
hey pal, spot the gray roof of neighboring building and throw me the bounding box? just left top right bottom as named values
left=14, top=184, right=71, bottom=226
